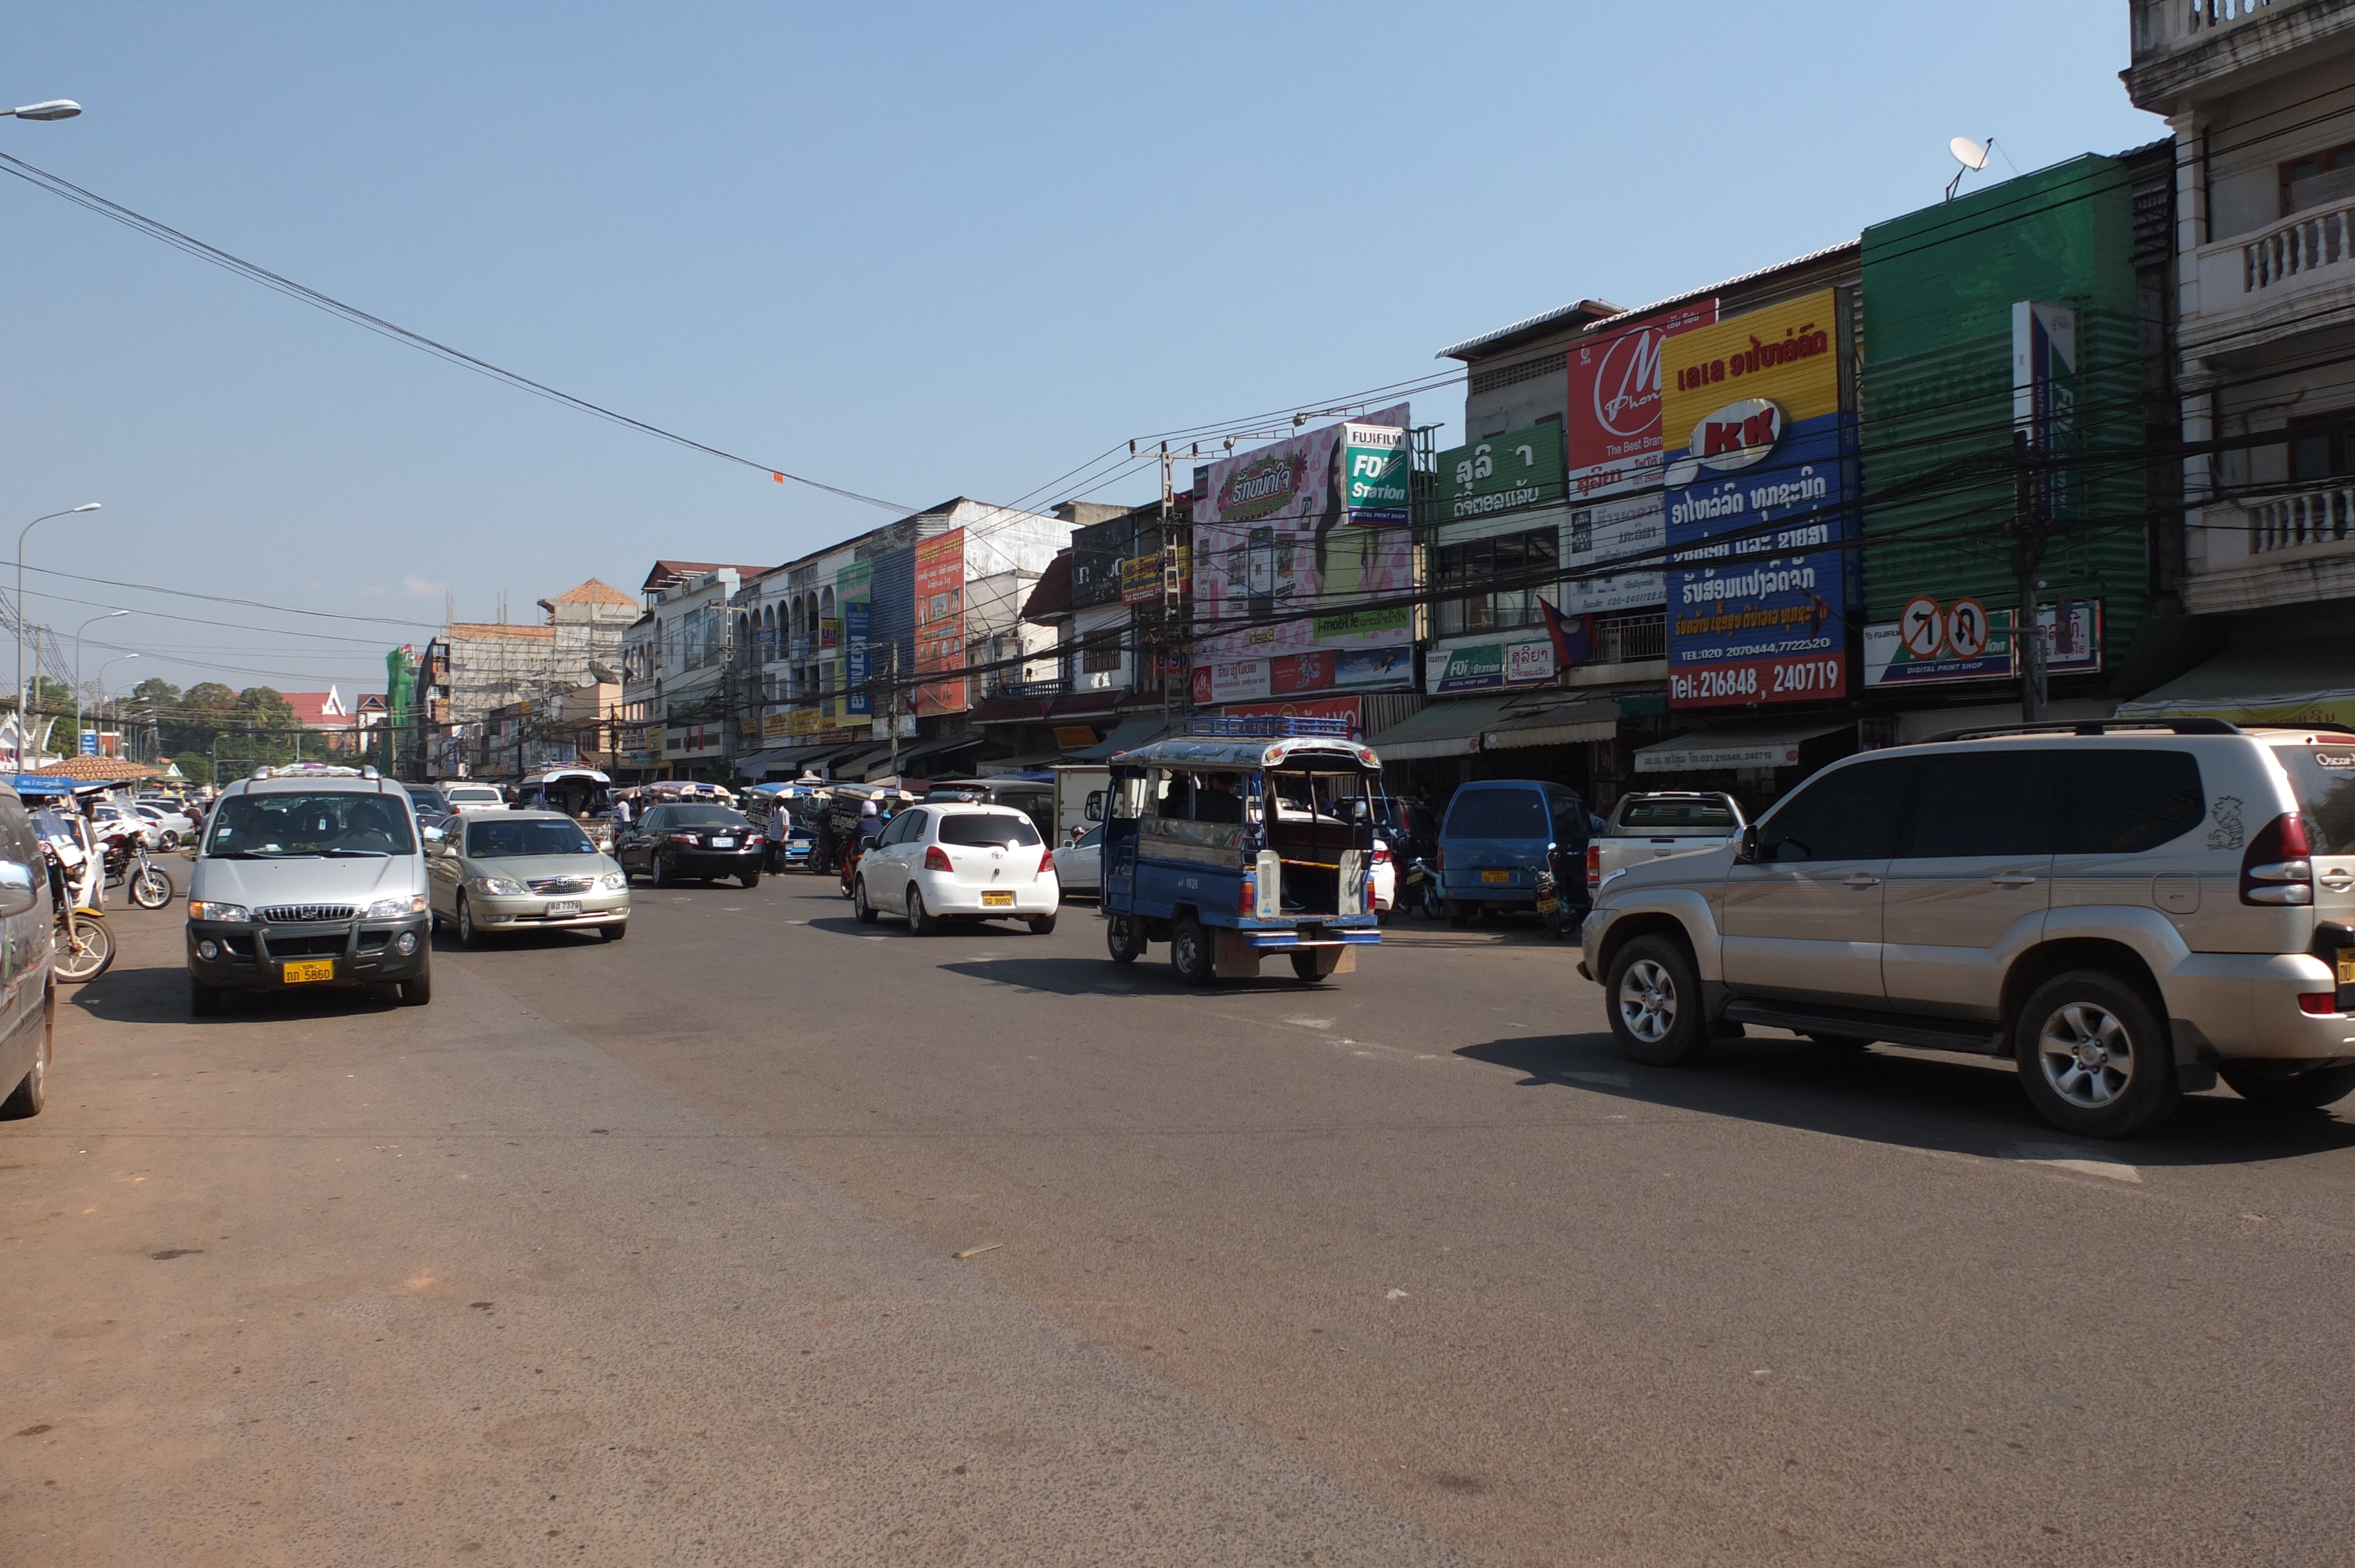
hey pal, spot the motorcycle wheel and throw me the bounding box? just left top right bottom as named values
left=130, top=863, right=173, bottom=910
left=55, top=915, right=114, bottom=983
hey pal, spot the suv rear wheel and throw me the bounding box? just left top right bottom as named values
left=2015, top=971, right=2180, bottom=1138
left=1605, top=935, right=1711, bottom=1067
left=2219, top=1061, right=2355, bottom=1111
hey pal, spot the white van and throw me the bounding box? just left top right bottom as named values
left=184, top=766, right=433, bottom=1014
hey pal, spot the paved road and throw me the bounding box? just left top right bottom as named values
left=8, top=877, right=2355, bottom=1566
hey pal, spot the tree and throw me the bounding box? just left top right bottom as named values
left=130, top=676, right=182, bottom=708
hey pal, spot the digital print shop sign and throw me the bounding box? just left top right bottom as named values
left=1659, top=288, right=1855, bottom=709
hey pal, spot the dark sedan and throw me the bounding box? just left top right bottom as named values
left=616, top=803, right=766, bottom=889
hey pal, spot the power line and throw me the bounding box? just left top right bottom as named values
left=0, top=151, right=914, bottom=516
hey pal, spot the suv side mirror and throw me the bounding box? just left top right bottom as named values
left=1734, top=823, right=1761, bottom=863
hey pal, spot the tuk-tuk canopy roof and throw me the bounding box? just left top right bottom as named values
left=520, top=768, right=611, bottom=788
left=1111, top=735, right=1380, bottom=772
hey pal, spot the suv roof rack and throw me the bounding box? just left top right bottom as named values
left=1916, top=717, right=2245, bottom=745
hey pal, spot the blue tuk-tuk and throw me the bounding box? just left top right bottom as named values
left=1099, top=716, right=1383, bottom=985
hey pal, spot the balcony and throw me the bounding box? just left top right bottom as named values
left=2248, top=481, right=2355, bottom=553
left=2187, top=197, right=2355, bottom=352
left=2184, top=488, right=2355, bottom=612
left=2127, top=1, right=2355, bottom=112
left=1592, top=614, right=1664, bottom=665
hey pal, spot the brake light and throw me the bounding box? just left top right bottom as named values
left=1586, top=843, right=1602, bottom=888
left=1239, top=877, right=1255, bottom=917
left=2299, top=992, right=2340, bottom=1016
left=668, top=832, right=699, bottom=845
left=1371, top=845, right=1390, bottom=866
left=2241, top=813, right=2316, bottom=905
left=1039, top=848, right=1054, bottom=875
left=1435, top=845, right=1445, bottom=872
left=746, top=834, right=765, bottom=846
left=924, top=845, right=953, bottom=872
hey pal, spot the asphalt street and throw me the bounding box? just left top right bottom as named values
left=7, top=875, right=2355, bottom=1566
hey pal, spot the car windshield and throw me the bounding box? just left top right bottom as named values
left=1446, top=788, right=1547, bottom=839
left=2274, top=744, right=2355, bottom=854
left=205, top=791, right=416, bottom=858
left=940, top=812, right=1041, bottom=848
left=466, top=818, right=596, bottom=858
left=668, top=806, right=749, bottom=829
left=1619, top=797, right=1737, bottom=830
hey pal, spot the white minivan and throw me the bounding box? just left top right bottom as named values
left=185, top=766, right=433, bottom=1014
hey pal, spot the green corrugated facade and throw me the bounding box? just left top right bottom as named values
left=1860, top=155, right=2149, bottom=659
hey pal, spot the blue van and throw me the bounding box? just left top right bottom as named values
left=1439, top=779, right=1589, bottom=926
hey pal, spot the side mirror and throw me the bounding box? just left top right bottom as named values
left=422, top=825, right=443, bottom=842
left=1084, top=790, right=1104, bottom=823
left=1734, top=824, right=1761, bottom=863
left=0, top=859, right=37, bottom=919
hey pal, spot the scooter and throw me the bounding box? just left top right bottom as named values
left=98, top=823, right=173, bottom=910
left=838, top=838, right=865, bottom=898
left=1398, top=853, right=1445, bottom=920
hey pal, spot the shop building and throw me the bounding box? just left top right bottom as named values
left=1854, top=142, right=2179, bottom=740
left=2121, top=0, right=2355, bottom=724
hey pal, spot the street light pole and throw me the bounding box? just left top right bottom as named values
left=72, top=609, right=129, bottom=758
left=94, top=656, right=138, bottom=752
left=17, top=503, right=100, bottom=729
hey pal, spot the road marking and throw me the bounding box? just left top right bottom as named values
left=1285, top=1018, right=1335, bottom=1029
left=2008, top=1143, right=2142, bottom=1182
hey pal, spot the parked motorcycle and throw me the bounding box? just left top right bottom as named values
left=99, top=826, right=173, bottom=910
left=1398, top=853, right=1445, bottom=920
left=39, top=851, right=113, bottom=982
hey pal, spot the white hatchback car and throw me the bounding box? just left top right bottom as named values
left=854, top=803, right=1060, bottom=934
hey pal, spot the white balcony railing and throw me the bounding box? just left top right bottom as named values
left=2244, top=204, right=2355, bottom=292
left=2247, top=484, right=2355, bottom=553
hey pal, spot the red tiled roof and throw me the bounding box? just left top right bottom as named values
left=34, top=756, right=163, bottom=780
left=1021, top=553, right=1074, bottom=620
left=540, top=578, right=638, bottom=609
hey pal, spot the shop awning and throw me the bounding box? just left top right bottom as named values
left=2112, top=633, right=2355, bottom=727
left=833, top=745, right=901, bottom=781
left=734, top=747, right=801, bottom=777
left=1634, top=715, right=1852, bottom=773
left=1073, top=716, right=1174, bottom=760
left=1366, top=693, right=1526, bottom=761
left=1480, top=698, right=1622, bottom=752
left=898, top=736, right=980, bottom=772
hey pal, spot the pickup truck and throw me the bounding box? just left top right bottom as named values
left=1586, top=792, right=1746, bottom=895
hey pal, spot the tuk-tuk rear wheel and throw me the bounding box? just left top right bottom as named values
left=1169, top=916, right=1213, bottom=987
left=1106, top=913, right=1143, bottom=964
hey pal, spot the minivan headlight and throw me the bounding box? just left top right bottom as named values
left=187, top=900, right=250, bottom=923
left=598, top=872, right=626, bottom=891
left=473, top=875, right=525, bottom=895
left=365, top=895, right=427, bottom=920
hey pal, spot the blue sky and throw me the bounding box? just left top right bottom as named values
left=1, top=2, right=2164, bottom=697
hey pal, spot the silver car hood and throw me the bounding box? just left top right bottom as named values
left=1597, top=842, right=1737, bottom=902
left=464, top=853, right=621, bottom=882
left=191, top=855, right=420, bottom=908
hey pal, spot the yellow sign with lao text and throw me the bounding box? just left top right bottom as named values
left=1659, top=288, right=1841, bottom=450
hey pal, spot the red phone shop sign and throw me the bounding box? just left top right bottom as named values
left=1668, top=653, right=1846, bottom=707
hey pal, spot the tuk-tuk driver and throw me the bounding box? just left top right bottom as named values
left=1193, top=772, right=1244, bottom=824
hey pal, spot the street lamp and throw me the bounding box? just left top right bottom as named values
left=72, top=609, right=130, bottom=756
left=17, top=502, right=100, bottom=725
left=2, top=101, right=82, bottom=122
left=94, top=656, right=138, bottom=742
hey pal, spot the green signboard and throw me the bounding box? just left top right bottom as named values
left=1434, top=423, right=1565, bottom=523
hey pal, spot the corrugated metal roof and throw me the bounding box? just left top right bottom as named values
left=1436, top=298, right=1623, bottom=361
left=1436, top=240, right=1860, bottom=363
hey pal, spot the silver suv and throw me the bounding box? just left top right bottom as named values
left=1579, top=721, right=2355, bottom=1137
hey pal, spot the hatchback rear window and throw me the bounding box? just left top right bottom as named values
left=940, top=813, right=1041, bottom=848
left=1619, top=797, right=1737, bottom=830
left=2274, top=745, right=2355, bottom=854
left=1445, top=788, right=1548, bottom=840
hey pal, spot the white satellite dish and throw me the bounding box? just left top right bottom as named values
left=1945, top=136, right=1994, bottom=200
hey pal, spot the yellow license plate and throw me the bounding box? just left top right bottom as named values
left=2338, top=951, right=2355, bottom=985
left=1535, top=896, right=1558, bottom=913
left=981, top=891, right=1014, bottom=908
left=1481, top=868, right=1510, bottom=885
left=281, top=959, right=334, bottom=984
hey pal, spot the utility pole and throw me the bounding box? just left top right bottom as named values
left=2009, top=429, right=2049, bottom=723
left=887, top=644, right=902, bottom=780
